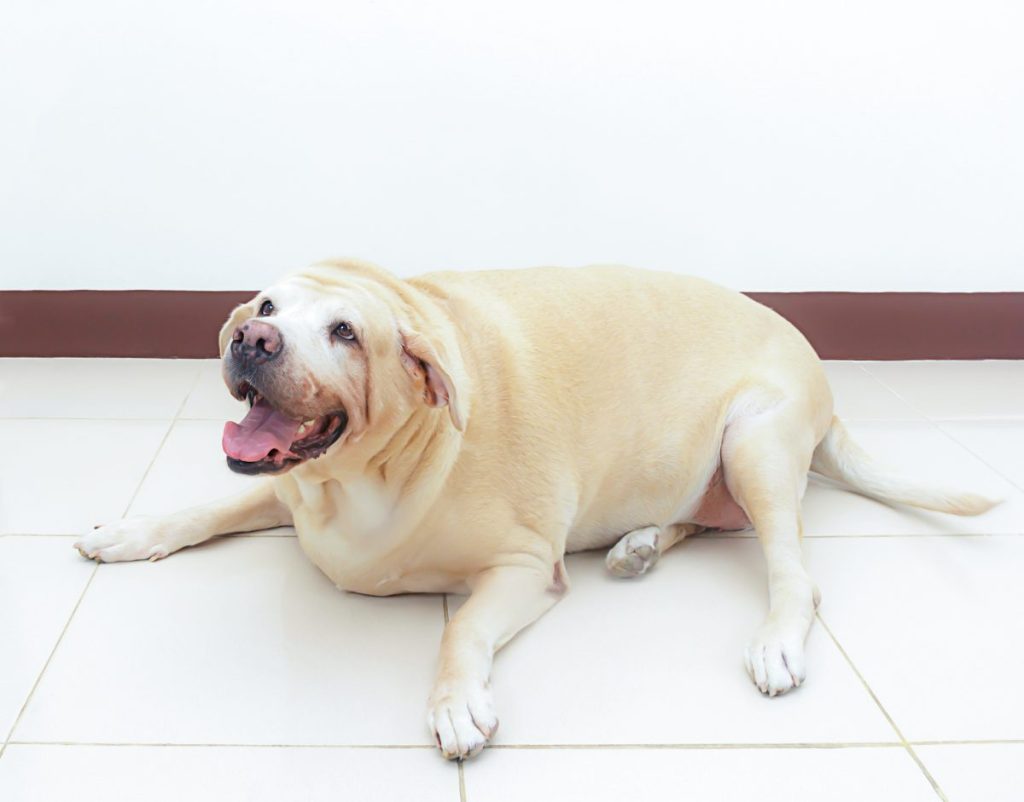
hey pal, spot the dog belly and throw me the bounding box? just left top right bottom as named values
left=691, top=466, right=750, bottom=530
left=566, top=462, right=750, bottom=553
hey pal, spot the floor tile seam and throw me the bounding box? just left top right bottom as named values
left=0, top=532, right=298, bottom=538
left=6, top=531, right=1019, bottom=540
left=0, top=563, right=100, bottom=759
left=910, top=739, right=1024, bottom=746
left=0, top=416, right=179, bottom=422
left=0, top=371, right=199, bottom=758
left=846, top=364, right=931, bottom=421
left=816, top=612, right=948, bottom=801
left=175, top=366, right=208, bottom=423
left=440, top=595, right=467, bottom=802
left=699, top=531, right=1023, bottom=540
left=3, top=740, right=911, bottom=750
left=457, top=756, right=467, bottom=802
left=926, top=422, right=1024, bottom=495
left=854, top=365, right=934, bottom=421
left=13, top=413, right=1017, bottom=423
left=902, top=744, right=951, bottom=802
left=856, top=365, right=1024, bottom=490
left=121, top=388, right=194, bottom=519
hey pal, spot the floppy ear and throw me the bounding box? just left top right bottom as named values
left=218, top=301, right=255, bottom=356
left=399, top=328, right=466, bottom=432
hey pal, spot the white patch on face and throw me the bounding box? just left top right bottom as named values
left=252, top=279, right=380, bottom=425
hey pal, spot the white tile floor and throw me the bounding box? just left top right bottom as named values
left=0, top=358, right=1021, bottom=801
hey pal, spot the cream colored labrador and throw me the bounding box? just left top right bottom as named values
left=75, top=259, right=996, bottom=759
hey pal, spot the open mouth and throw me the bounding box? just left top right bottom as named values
left=221, top=383, right=347, bottom=475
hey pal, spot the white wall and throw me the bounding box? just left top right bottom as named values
left=1, top=0, right=1022, bottom=291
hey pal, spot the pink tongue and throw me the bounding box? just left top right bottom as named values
left=222, top=398, right=303, bottom=461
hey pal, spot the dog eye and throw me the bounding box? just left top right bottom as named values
left=333, top=321, right=356, bottom=341
left=258, top=300, right=275, bottom=317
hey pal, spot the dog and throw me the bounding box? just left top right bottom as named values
left=75, top=259, right=996, bottom=759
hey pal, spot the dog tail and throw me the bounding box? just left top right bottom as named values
left=810, top=416, right=1001, bottom=516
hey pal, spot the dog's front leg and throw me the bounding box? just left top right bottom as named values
left=429, top=560, right=568, bottom=760
left=74, top=481, right=291, bottom=563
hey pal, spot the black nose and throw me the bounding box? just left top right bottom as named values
left=230, top=320, right=283, bottom=365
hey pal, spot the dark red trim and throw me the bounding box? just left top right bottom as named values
left=745, top=292, right=1024, bottom=360
left=0, top=291, right=255, bottom=358
left=1, top=290, right=1021, bottom=359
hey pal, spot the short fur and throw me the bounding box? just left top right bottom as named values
left=76, top=259, right=998, bottom=759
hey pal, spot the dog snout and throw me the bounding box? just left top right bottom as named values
left=230, top=320, right=283, bottom=365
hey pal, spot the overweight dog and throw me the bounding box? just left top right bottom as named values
left=75, top=259, right=995, bottom=759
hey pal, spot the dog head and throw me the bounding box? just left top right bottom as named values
left=218, top=259, right=465, bottom=476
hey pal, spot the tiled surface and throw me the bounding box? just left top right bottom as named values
left=801, top=421, right=1024, bottom=536
left=821, top=361, right=922, bottom=420
left=127, top=419, right=262, bottom=517
left=1, top=357, right=1022, bottom=801
left=863, top=360, right=1024, bottom=420
left=0, top=419, right=170, bottom=534
left=0, top=745, right=457, bottom=802
left=463, top=747, right=940, bottom=802
left=814, top=536, right=1024, bottom=742
left=0, top=358, right=202, bottom=419
left=934, top=420, right=1024, bottom=491
left=453, top=544, right=895, bottom=746
left=14, top=538, right=445, bottom=745
left=0, top=539, right=94, bottom=738
left=180, top=360, right=248, bottom=421
left=915, top=744, right=1024, bottom=802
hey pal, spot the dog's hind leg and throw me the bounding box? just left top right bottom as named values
left=605, top=522, right=704, bottom=578
left=721, top=400, right=821, bottom=697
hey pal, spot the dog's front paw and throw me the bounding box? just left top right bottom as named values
left=744, top=621, right=808, bottom=697
left=427, top=681, right=498, bottom=760
left=74, top=518, right=172, bottom=563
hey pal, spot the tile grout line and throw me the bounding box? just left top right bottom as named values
left=847, top=363, right=933, bottom=424
left=5, top=363, right=1009, bottom=785
left=8, top=742, right=438, bottom=749
left=0, top=416, right=186, bottom=422
left=119, top=370, right=198, bottom=518
left=911, top=739, right=1024, bottom=746
left=928, top=423, right=1024, bottom=495
left=0, top=563, right=99, bottom=762
left=857, top=364, right=1024, bottom=493
left=442, top=595, right=468, bottom=802
left=701, top=531, right=1024, bottom=539
left=7, top=531, right=1024, bottom=539
left=0, top=416, right=239, bottom=422
left=3, top=740, right=913, bottom=749
left=176, top=365, right=207, bottom=422
left=817, top=613, right=949, bottom=802
left=0, top=532, right=299, bottom=539
left=1, top=385, right=194, bottom=760
left=120, top=423, right=184, bottom=519
left=0, top=412, right=985, bottom=423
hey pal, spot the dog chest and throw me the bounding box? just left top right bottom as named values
left=279, top=474, right=463, bottom=595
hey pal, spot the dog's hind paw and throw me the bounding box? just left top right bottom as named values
left=744, top=622, right=808, bottom=697
left=605, top=526, right=661, bottom=578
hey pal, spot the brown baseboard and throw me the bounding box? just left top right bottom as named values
left=745, top=292, right=1024, bottom=360
left=0, top=291, right=254, bottom=359
left=1, top=289, right=1021, bottom=359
